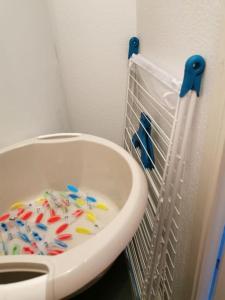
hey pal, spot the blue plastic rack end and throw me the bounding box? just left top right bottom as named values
left=128, top=37, right=139, bottom=59
left=208, top=226, right=225, bottom=300
left=180, top=55, right=206, bottom=97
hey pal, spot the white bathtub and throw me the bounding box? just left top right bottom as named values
left=0, top=133, right=148, bottom=300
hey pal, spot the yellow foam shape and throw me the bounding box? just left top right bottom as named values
left=76, top=227, right=92, bottom=235
left=35, top=198, right=45, bottom=205
left=96, top=202, right=108, bottom=211
left=86, top=211, right=96, bottom=223
left=10, top=202, right=25, bottom=210
left=76, top=198, right=86, bottom=207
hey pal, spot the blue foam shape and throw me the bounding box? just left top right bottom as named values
left=69, top=194, right=79, bottom=200
left=132, top=112, right=155, bottom=169
left=16, top=220, right=25, bottom=227
left=36, top=223, right=48, bottom=231
left=32, top=231, right=42, bottom=242
left=0, top=223, right=8, bottom=232
left=86, top=196, right=97, bottom=203
left=18, top=232, right=31, bottom=244
left=67, top=185, right=79, bottom=193
left=54, top=239, right=68, bottom=249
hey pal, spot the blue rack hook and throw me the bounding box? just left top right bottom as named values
left=128, top=37, right=139, bottom=59
left=180, top=55, right=206, bottom=97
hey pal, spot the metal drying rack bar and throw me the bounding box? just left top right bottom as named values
left=124, top=39, right=205, bottom=300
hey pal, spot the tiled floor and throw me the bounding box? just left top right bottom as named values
left=72, top=253, right=134, bottom=300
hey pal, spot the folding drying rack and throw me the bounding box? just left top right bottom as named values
left=124, top=39, right=205, bottom=300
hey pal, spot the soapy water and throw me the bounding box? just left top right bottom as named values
left=0, top=185, right=119, bottom=256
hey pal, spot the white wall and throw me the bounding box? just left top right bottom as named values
left=0, top=0, right=70, bottom=149
left=47, top=0, right=136, bottom=145
left=2, top=2, right=224, bottom=297
left=201, top=139, right=225, bottom=300
left=136, top=1, right=225, bottom=299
